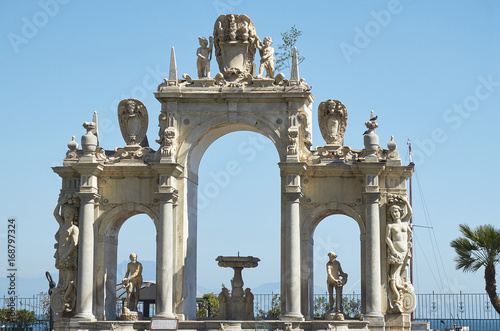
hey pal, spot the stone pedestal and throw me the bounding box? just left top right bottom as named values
left=216, top=256, right=259, bottom=320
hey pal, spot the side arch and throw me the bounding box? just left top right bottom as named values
left=95, top=203, right=159, bottom=320
left=300, top=201, right=366, bottom=319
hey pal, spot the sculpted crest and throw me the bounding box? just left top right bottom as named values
left=118, top=99, right=149, bottom=146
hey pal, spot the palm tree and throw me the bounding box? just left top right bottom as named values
left=450, top=224, right=500, bottom=314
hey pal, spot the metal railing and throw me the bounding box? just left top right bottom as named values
left=3, top=292, right=499, bottom=331
left=1, top=294, right=49, bottom=331
left=414, top=292, right=500, bottom=331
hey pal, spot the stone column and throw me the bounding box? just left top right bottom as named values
left=152, top=164, right=183, bottom=319
left=155, top=192, right=177, bottom=318
left=363, top=192, right=383, bottom=318
left=283, top=192, right=303, bottom=320
left=74, top=192, right=98, bottom=320
left=279, top=162, right=306, bottom=321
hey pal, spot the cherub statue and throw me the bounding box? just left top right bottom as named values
left=197, top=36, right=214, bottom=78
left=256, top=36, right=275, bottom=78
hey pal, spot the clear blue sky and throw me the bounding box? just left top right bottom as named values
left=1, top=1, right=499, bottom=297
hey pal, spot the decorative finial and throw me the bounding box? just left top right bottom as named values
left=81, top=121, right=98, bottom=159
left=387, top=136, right=397, bottom=151
left=92, top=111, right=99, bottom=146
left=67, top=135, right=78, bottom=151
left=291, top=47, right=299, bottom=82
left=363, top=110, right=380, bottom=162
left=169, top=47, right=178, bottom=83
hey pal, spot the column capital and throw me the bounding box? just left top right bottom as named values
left=72, top=162, right=104, bottom=176
left=155, top=191, right=178, bottom=203
left=76, top=192, right=100, bottom=202
left=283, top=191, right=303, bottom=199
left=151, top=163, right=184, bottom=176
left=357, top=163, right=385, bottom=175
left=278, top=162, right=308, bottom=175
left=363, top=191, right=381, bottom=204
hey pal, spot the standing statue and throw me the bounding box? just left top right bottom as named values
left=197, top=36, right=214, bottom=78
left=51, top=194, right=80, bottom=314
left=386, top=194, right=415, bottom=313
left=122, top=253, right=143, bottom=311
left=326, top=251, right=348, bottom=320
left=255, top=36, right=275, bottom=78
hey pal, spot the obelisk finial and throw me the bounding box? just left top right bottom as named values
left=169, top=47, right=178, bottom=83
left=290, top=47, right=300, bottom=82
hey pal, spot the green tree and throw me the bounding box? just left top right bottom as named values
left=342, top=297, right=361, bottom=319
left=0, top=308, right=14, bottom=326
left=196, top=293, right=220, bottom=318
left=450, top=224, right=500, bottom=314
left=313, top=296, right=328, bottom=319
left=14, top=309, right=37, bottom=328
left=274, top=25, right=305, bottom=74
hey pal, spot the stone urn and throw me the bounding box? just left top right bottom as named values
left=81, top=122, right=97, bottom=157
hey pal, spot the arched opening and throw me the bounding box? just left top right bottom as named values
left=96, top=206, right=158, bottom=320
left=310, top=214, right=362, bottom=319
left=196, top=131, right=281, bottom=316
left=115, top=213, right=157, bottom=317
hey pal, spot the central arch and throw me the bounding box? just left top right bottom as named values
left=195, top=130, right=281, bottom=298
left=175, top=113, right=289, bottom=318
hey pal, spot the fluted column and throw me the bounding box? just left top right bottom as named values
left=155, top=192, right=177, bottom=318
left=74, top=192, right=98, bottom=320
left=364, top=192, right=383, bottom=317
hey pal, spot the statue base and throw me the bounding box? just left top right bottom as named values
left=325, top=310, right=345, bottom=320
left=120, top=309, right=142, bottom=321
